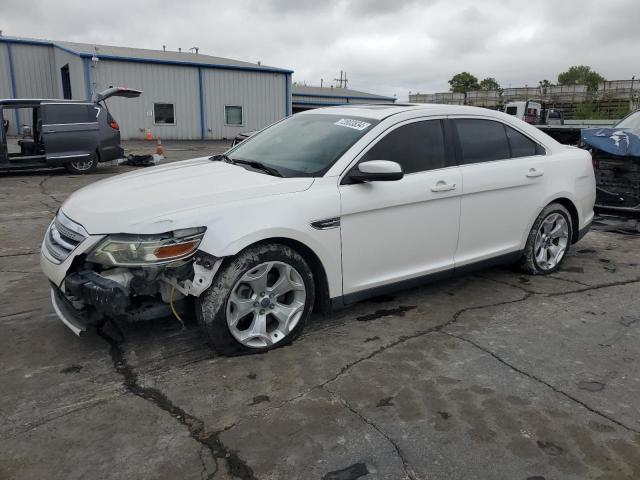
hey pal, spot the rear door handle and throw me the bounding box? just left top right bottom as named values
left=526, top=168, right=544, bottom=178
left=431, top=181, right=456, bottom=192
left=44, top=130, right=56, bottom=134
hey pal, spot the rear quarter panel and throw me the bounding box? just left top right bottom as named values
left=525, top=146, right=595, bottom=244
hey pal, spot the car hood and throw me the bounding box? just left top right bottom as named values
left=61, top=157, right=314, bottom=234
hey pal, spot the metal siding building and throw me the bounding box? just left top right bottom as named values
left=292, top=85, right=396, bottom=112
left=0, top=36, right=292, bottom=139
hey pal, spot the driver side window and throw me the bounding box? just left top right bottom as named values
left=362, top=120, right=446, bottom=174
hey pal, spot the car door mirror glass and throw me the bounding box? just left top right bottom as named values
left=349, top=160, right=404, bottom=183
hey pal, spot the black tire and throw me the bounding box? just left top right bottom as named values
left=64, top=154, right=98, bottom=174
left=197, top=243, right=315, bottom=356
left=520, top=202, right=573, bottom=275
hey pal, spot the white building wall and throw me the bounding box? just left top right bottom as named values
left=53, top=48, right=86, bottom=100
left=92, top=59, right=201, bottom=140
left=1, top=43, right=60, bottom=133
left=0, top=44, right=13, bottom=99
left=10, top=43, right=58, bottom=99
left=203, top=69, right=287, bottom=139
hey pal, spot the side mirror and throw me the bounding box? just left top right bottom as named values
left=348, top=160, right=404, bottom=183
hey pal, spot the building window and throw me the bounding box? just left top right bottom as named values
left=225, top=105, right=243, bottom=126
left=153, top=103, right=175, bottom=125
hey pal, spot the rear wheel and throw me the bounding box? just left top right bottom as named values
left=520, top=203, right=572, bottom=275
left=65, top=154, right=98, bottom=174
left=197, top=243, right=315, bottom=356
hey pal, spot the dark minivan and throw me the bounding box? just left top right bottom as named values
left=0, top=87, right=141, bottom=174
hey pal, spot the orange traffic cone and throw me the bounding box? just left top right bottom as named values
left=145, top=128, right=153, bottom=141
left=156, top=137, right=165, bottom=156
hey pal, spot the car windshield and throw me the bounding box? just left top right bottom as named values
left=615, top=110, right=640, bottom=129
left=227, top=113, right=378, bottom=177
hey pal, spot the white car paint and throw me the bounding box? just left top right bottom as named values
left=41, top=104, right=595, bottom=333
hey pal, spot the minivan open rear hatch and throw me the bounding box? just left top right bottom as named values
left=95, top=87, right=142, bottom=102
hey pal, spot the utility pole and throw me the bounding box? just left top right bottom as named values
left=333, top=71, right=348, bottom=89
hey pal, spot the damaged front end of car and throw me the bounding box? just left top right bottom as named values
left=42, top=211, right=221, bottom=335
left=582, top=120, right=640, bottom=214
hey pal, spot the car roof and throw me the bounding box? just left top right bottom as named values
left=300, top=103, right=506, bottom=121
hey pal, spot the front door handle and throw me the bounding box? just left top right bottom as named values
left=431, top=181, right=456, bottom=192
left=44, top=130, right=56, bottom=134
left=526, top=168, right=544, bottom=178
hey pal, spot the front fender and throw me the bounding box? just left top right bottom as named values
left=196, top=179, right=343, bottom=297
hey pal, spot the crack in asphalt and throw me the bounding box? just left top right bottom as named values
left=545, top=277, right=640, bottom=297
left=37, top=176, right=61, bottom=214
left=323, top=385, right=418, bottom=480
left=0, top=250, right=40, bottom=258
left=97, top=321, right=257, bottom=480
left=0, top=308, right=40, bottom=319
left=441, top=331, right=640, bottom=435
left=321, top=293, right=534, bottom=391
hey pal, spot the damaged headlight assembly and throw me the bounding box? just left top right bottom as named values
left=86, top=227, right=207, bottom=267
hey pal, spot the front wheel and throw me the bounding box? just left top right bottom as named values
left=65, top=155, right=98, bottom=174
left=520, top=203, right=573, bottom=275
left=197, top=243, right=315, bottom=356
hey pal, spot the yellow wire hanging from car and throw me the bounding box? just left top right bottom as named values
left=169, top=283, right=185, bottom=329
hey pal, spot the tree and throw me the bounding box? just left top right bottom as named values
left=557, top=65, right=605, bottom=92
left=479, top=77, right=500, bottom=91
left=448, top=72, right=480, bottom=94
left=538, top=79, right=553, bottom=94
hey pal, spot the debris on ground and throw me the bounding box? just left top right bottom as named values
left=120, top=153, right=164, bottom=167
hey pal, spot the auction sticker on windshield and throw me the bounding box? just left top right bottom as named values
left=334, top=118, right=371, bottom=131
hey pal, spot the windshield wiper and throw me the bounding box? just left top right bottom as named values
left=231, top=159, right=283, bottom=177
left=210, top=154, right=283, bottom=177
left=209, top=153, right=234, bottom=163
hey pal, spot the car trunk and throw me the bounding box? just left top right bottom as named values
left=95, top=87, right=142, bottom=102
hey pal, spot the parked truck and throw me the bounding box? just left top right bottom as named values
left=504, top=100, right=616, bottom=145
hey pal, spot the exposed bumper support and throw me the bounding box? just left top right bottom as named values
left=65, top=270, right=130, bottom=315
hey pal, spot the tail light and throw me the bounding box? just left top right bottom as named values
left=109, top=120, right=120, bottom=130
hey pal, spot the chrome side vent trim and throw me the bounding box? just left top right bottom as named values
left=310, top=217, right=341, bottom=230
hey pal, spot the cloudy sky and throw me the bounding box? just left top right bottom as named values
left=2, top=0, right=639, bottom=99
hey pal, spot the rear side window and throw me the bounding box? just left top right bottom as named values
left=362, top=120, right=446, bottom=174
left=506, top=125, right=539, bottom=157
left=454, top=119, right=510, bottom=164
left=43, top=104, right=94, bottom=124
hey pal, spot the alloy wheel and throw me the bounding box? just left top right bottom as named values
left=226, top=261, right=306, bottom=348
left=534, top=212, right=569, bottom=271
left=70, top=159, right=94, bottom=171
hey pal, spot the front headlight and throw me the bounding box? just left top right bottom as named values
left=87, top=227, right=206, bottom=266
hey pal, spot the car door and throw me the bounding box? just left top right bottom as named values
left=41, top=103, right=100, bottom=164
left=452, top=117, right=550, bottom=268
left=339, top=118, right=462, bottom=298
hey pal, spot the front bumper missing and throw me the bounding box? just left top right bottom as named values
left=51, top=287, right=89, bottom=336
left=46, top=250, right=222, bottom=336
left=50, top=271, right=131, bottom=336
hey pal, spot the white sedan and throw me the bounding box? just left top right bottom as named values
left=41, top=104, right=595, bottom=355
